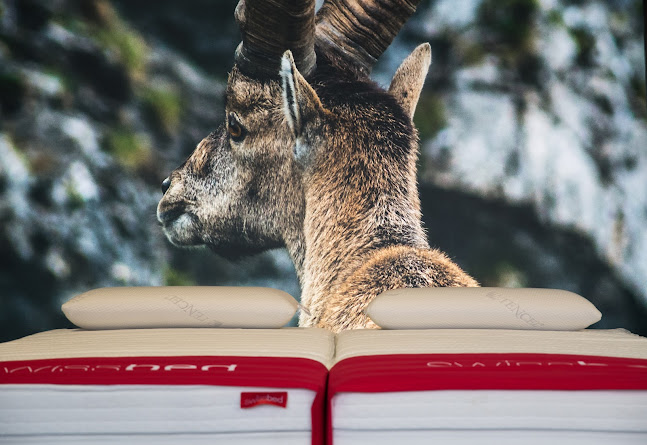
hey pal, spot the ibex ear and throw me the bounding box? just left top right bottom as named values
left=389, top=43, right=432, bottom=120
left=280, top=50, right=323, bottom=141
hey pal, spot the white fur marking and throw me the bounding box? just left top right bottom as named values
left=280, top=55, right=300, bottom=135
left=175, top=214, right=194, bottom=233
left=295, top=138, right=308, bottom=163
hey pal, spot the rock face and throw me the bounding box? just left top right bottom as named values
left=372, top=0, right=647, bottom=332
left=0, top=0, right=298, bottom=341
left=0, top=0, right=645, bottom=341
left=411, top=0, right=647, bottom=310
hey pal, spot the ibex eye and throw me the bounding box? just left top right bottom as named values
left=227, top=113, right=245, bottom=142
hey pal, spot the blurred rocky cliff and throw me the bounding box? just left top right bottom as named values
left=399, top=0, right=647, bottom=332
left=0, top=0, right=645, bottom=341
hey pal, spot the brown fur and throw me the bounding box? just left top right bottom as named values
left=320, top=247, right=478, bottom=331
left=389, top=43, right=432, bottom=118
left=157, top=48, right=433, bottom=286
left=281, top=51, right=478, bottom=332
left=157, top=24, right=479, bottom=333
left=157, top=70, right=307, bottom=274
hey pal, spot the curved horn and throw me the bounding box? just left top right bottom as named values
left=234, top=0, right=317, bottom=79
left=316, top=0, right=421, bottom=76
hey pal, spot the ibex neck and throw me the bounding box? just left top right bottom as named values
left=297, top=74, right=426, bottom=325
left=300, top=155, right=428, bottom=323
left=303, top=188, right=427, bottom=279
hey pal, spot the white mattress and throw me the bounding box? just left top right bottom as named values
left=332, top=430, right=647, bottom=445
left=1, top=433, right=311, bottom=445
left=329, top=329, right=647, bottom=445
left=1, top=385, right=315, bottom=444
left=333, top=328, right=647, bottom=361
left=4, top=327, right=647, bottom=445
left=0, top=328, right=335, bottom=364
left=0, top=328, right=334, bottom=445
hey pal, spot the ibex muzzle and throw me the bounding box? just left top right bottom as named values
left=157, top=0, right=478, bottom=331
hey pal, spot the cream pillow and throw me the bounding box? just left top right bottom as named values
left=366, top=287, right=602, bottom=330
left=62, top=286, right=299, bottom=329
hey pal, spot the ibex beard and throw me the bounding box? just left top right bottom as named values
left=157, top=0, right=478, bottom=332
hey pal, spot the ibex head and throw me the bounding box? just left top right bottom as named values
left=156, top=70, right=303, bottom=260
left=157, top=0, right=426, bottom=277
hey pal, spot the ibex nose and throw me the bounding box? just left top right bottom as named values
left=161, top=177, right=171, bottom=194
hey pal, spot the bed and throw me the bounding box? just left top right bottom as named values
left=3, top=286, right=646, bottom=444
left=0, top=327, right=334, bottom=445
left=328, top=328, right=647, bottom=445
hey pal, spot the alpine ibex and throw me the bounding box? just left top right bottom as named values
left=157, top=0, right=478, bottom=333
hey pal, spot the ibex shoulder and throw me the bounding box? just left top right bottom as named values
left=317, top=245, right=479, bottom=332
